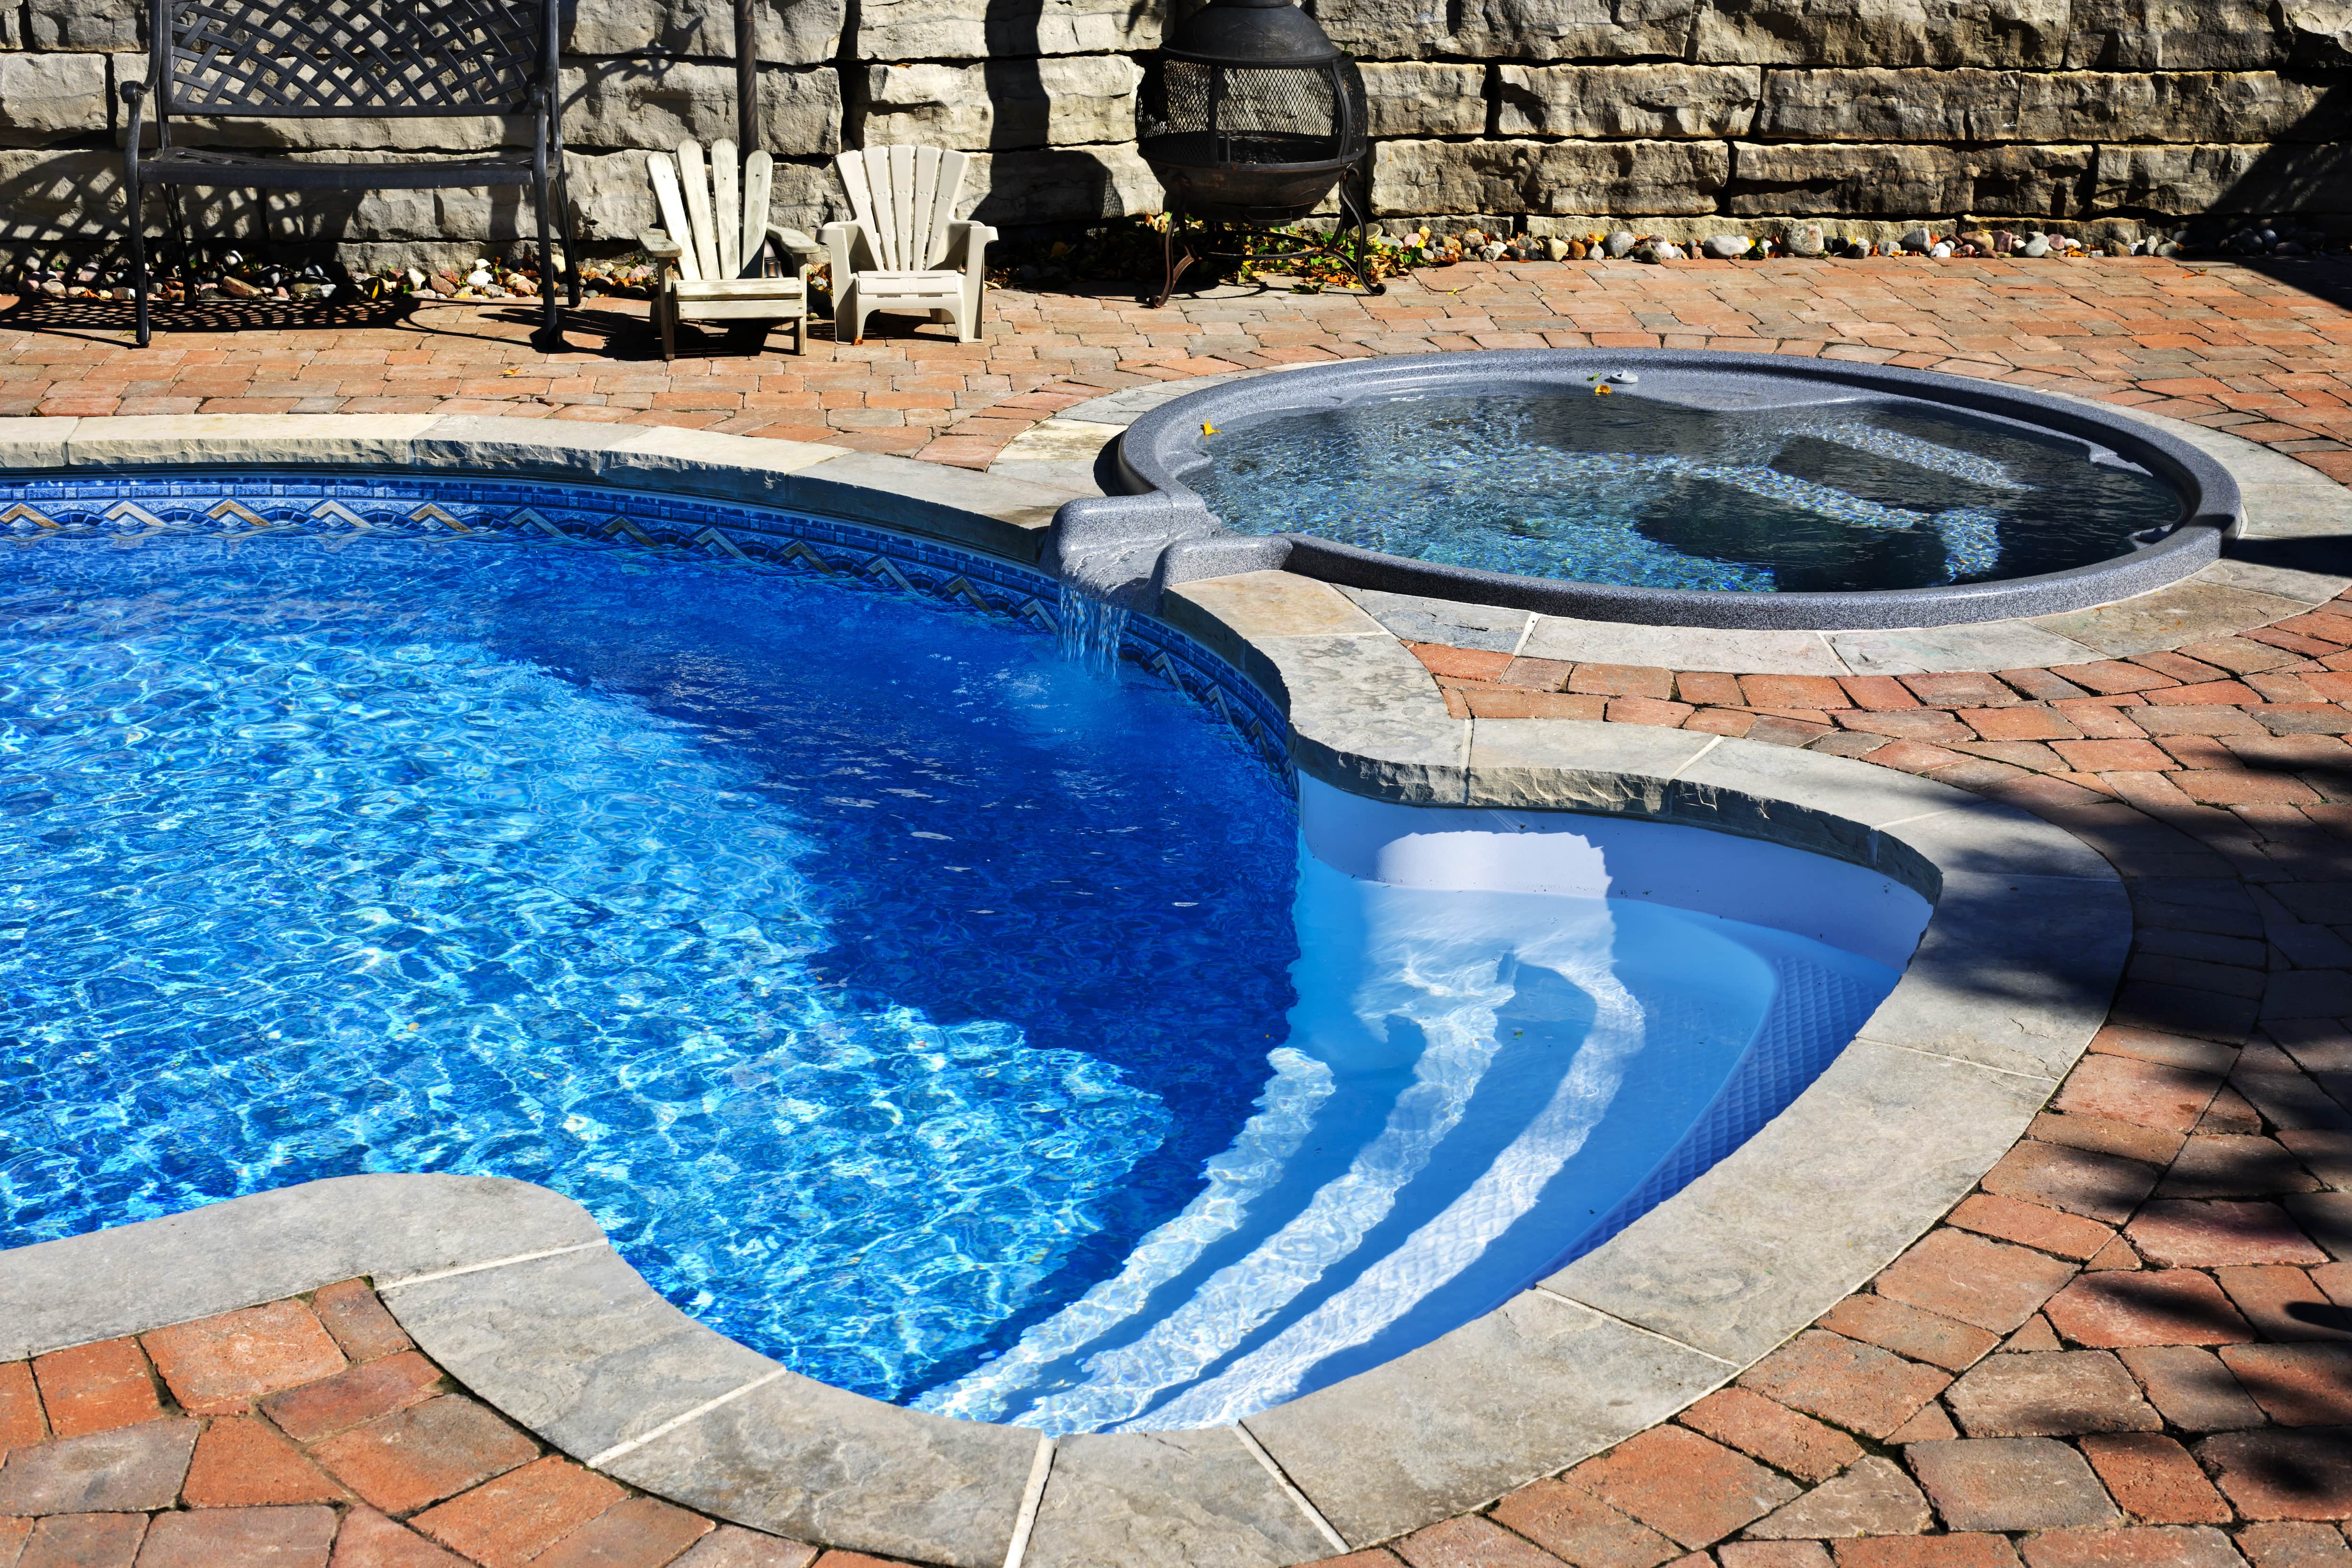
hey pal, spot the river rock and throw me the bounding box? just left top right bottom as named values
left=1788, top=223, right=1826, bottom=255
left=2020, top=231, right=2051, bottom=255
left=1543, top=235, right=1571, bottom=259
left=1899, top=224, right=1934, bottom=250
left=1605, top=229, right=1637, bottom=256
left=1930, top=240, right=1953, bottom=255
left=1651, top=239, right=1688, bottom=259
left=1701, top=232, right=1752, bottom=257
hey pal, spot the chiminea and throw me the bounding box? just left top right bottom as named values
left=1138, top=0, right=1380, bottom=303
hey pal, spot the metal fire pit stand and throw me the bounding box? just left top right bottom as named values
left=1151, top=161, right=1383, bottom=308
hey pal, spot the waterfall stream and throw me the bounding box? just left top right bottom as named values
left=1056, top=582, right=1131, bottom=678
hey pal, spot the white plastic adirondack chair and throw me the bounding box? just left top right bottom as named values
left=643, top=138, right=822, bottom=358
left=820, top=147, right=997, bottom=345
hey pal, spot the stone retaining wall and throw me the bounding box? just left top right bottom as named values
left=0, top=0, right=2347, bottom=265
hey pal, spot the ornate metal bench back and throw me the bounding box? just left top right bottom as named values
left=151, top=0, right=548, bottom=117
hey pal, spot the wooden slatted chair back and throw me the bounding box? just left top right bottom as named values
left=834, top=146, right=972, bottom=271
left=150, top=0, right=546, bottom=117
left=648, top=139, right=777, bottom=284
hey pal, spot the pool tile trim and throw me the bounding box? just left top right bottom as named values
left=0, top=417, right=2132, bottom=1568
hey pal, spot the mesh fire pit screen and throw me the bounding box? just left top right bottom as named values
left=1136, top=0, right=1378, bottom=302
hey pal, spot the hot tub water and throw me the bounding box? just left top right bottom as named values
left=1188, top=387, right=2181, bottom=594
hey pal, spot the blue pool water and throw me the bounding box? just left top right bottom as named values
left=0, top=489, right=1906, bottom=1429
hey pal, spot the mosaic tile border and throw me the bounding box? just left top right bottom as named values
left=0, top=469, right=1296, bottom=789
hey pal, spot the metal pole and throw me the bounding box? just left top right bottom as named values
left=736, top=0, right=759, bottom=153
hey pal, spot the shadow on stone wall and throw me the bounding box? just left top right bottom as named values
left=2084, top=84, right=2352, bottom=238
left=0, top=148, right=555, bottom=269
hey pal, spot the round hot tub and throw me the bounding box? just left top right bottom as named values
left=1074, top=349, right=2244, bottom=630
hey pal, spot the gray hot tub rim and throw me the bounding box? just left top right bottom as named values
left=1078, top=347, right=2243, bottom=632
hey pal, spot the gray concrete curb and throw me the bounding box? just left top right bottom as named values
left=0, top=417, right=2132, bottom=1568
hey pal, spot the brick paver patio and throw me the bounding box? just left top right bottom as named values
left=7, top=256, right=2352, bottom=481
left=3, top=257, right=2352, bottom=1568
left=0, top=1281, right=805, bottom=1567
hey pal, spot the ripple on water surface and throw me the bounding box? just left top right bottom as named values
left=0, top=532, right=1301, bottom=1403
left=0, top=518, right=1910, bottom=1432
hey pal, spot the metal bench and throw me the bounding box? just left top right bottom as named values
left=119, top=0, right=580, bottom=347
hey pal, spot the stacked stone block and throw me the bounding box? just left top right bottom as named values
left=0, top=0, right=2346, bottom=263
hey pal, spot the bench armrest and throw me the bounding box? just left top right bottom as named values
left=760, top=224, right=821, bottom=280
left=119, top=81, right=146, bottom=180
left=642, top=229, right=684, bottom=285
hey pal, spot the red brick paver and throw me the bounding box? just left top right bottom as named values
left=0, top=1282, right=821, bottom=1568
left=17, top=256, right=2352, bottom=481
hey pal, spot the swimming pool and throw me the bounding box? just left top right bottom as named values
left=0, top=474, right=1921, bottom=1430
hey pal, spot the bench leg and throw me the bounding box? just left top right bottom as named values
left=531, top=168, right=561, bottom=349
left=658, top=289, right=676, bottom=362
left=128, top=176, right=151, bottom=350
left=557, top=161, right=582, bottom=309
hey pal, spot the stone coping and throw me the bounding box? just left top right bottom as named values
left=0, top=416, right=2132, bottom=1568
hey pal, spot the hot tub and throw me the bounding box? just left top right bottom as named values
left=1049, top=349, right=2244, bottom=630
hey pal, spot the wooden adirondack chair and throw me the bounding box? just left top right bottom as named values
left=643, top=139, right=820, bottom=358
left=820, top=147, right=997, bottom=345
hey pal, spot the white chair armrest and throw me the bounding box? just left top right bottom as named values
left=941, top=219, right=995, bottom=272
left=768, top=224, right=823, bottom=255
left=640, top=229, right=683, bottom=260
left=821, top=220, right=878, bottom=279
